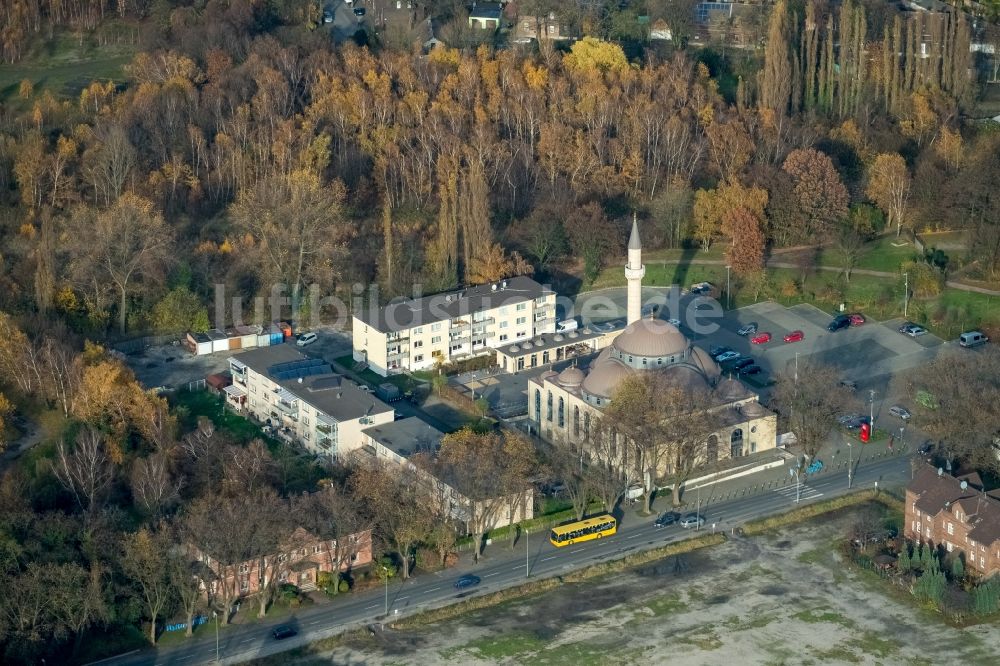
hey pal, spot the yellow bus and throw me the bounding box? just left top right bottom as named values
left=549, top=514, right=617, bottom=547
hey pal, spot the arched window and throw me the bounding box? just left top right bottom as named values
left=534, top=389, right=541, bottom=422
left=546, top=391, right=553, bottom=421
left=731, top=428, right=744, bottom=458
left=558, top=397, right=565, bottom=428
left=584, top=412, right=591, bottom=438
left=573, top=406, right=580, bottom=437
left=707, top=435, right=718, bottom=463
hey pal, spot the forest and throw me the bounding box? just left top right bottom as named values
left=1, top=0, right=1000, bottom=662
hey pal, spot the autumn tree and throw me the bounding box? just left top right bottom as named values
left=722, top=208, right=766, bottom=278
left=52, top=427, right=115, bottom=518
left=549, top=441, right=592, bottom=521
left=759, top=0, right=793, bottom=116
left=130, top=454, right=182, bottom=519
left=230, top=169, right=351, bottom=313
left=350, top=462, right=434, bottom=578
left=693, top=182, right=768, bottom=250
left=293, top=487, right=370, bottom=595
left=68, top=193, right=173, bottom=334
left=121, top=528, right=174, bottom=644
left=782, top=148, right=849, bottom=238
left=0, top=393, right=14, bottom=454
left=433, top=427, right=535, bottom=561
left=151, top=287, right=210, bottom=334
left=866, top=153, right=911, bottom=237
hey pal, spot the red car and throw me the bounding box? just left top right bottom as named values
left=783, top=330, right=805, bottom=343
left=849, top=314, right=866, bottom=326
left=750, top=332, right=772, bottom=345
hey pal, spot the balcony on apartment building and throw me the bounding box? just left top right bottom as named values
left=386, top=331, right=409, bottom=342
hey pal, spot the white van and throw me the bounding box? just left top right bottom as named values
left=556, top=319, right=578, bottom=333
left=959, top=331, right=989, bottom=348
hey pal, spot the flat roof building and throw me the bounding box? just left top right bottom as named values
left=352, top=276, right=557, bottom=376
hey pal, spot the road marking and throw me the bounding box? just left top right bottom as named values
left=569, top=548, right=584, bottom=554
left=397, top=596, right=409, bottom=602
left=512, top=566, right=523, bottom=571
left=626, top=533, right=642, bottom=539
left=239, top=638, right=254, bottom=644
left=426, top=586, right=441, bottom=592
left=308, top=620, right=321, bottom=626
left=541, top=555, right=558, bottom=561
left=176, top=656, right=193, bottom=661
left=484, top=572, right=501, bottom=577
left=365, top=604, right=379, bottom=610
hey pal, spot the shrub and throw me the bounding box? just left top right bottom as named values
left=338, top=579, right=350, bottom=593
left=913, top=568, right=946, bottom=605
left=971, top=579, right=1000, bottom=616
left=896, top=543, right=911, bottom=573
left=950, top=555, right=965, bottom=582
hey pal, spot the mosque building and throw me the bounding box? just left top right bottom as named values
left=527, top=219, right=777, bottom=475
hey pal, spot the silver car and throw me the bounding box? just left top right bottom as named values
left=680, top=513, right=705, bottom=528
left=889, top=405, right=911, bottom=420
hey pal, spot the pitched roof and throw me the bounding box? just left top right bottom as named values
left=628, top=215, right=642, bottom=251
left=908, top=464, right=1000, bottom=545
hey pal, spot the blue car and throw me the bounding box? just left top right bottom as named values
left=454, top=574, right=481, bottom=589
left=806, top=460, right=824, bottom=475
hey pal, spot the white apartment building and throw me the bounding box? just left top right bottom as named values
left=225, top=345, right=393, bottom=459
left=352, top=276, right=557, bottom=376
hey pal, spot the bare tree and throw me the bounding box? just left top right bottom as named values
left=222, top=440, right=275, bottom=495
left=771, top=362, right=849, bottom=460
left=130, top=454, right=182, bottom=519
left=121, top=528, right=174, bottom=644
left=548, top=439, right=592, bottom=521
left=52, top=427, right=114, bottom=517
left=294, top=487, right=370, bottom=596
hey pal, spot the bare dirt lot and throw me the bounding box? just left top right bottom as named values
left=296, top=505, right=997, bottom=666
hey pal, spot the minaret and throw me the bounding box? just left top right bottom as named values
left=625, top=213, right=645, bottom=325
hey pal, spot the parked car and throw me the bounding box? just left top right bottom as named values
left=839, top=380, right=858, bottom=391
left=737, top=322, right=759, bottom=336
left=889, top=405, right=911, bottom=420
left=715, top=351, right=741, bottom=363
left=739, top=364, right=762, bottom=376
left=454, top=574, right=481, bottom=589
left=322, top=8, right=334, bottom=23
left=750, top=332, right=772, bottom=345
left=959, top=331, right=989, bottom=348
left=295, top=332, right=317, bottom=347
left=680, top=513, right=705, bottom=528
left=844, top=416, right=871, bottom=430
left=806, top=460, right=824, bottom=474
left=667, top=317, right=682, bottom=327
left=918, top=443, right=934, bottom=457
left=783, top=330, right=804, bottom=343
left=357, top=385, right=374, bottom=393
left=354, top=6, right=366, bottom=16
left=641, top=304, right=659, bottom=318
left=272, top=626, right=297, bottom=640
left=903, top=324, right=928, bottom=338
left=654, top=512, right=679, bottom=528
left=733, top=358, right=755, bottom=370
left=827, top=315, right=851, bottom=332
left=849, top=313, right=866, bottom=326
left=837, top=414, right=863, bottom=425
left=710, top=345, right=731, bottom=358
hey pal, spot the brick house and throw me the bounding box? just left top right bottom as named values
left=904, top=464, right=1000, bottom=578
left=193, top=527, right=373, bottom=598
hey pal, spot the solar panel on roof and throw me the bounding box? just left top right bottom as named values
left=268, top=358, right=332, bottom=380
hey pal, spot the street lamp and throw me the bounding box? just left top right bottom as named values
left=525, top=528, right=530, bottom=578
left=382, top=565, right=389, bottom=616
left=903, top=271, right=909, bottom=318
left=212, top=610, right=219, bottom=663
left=847, top=439, right=853, bottom=489
left=790, top=459, right=802, bottom=502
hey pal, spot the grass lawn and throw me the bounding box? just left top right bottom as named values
left=332, top=354, right=421, bottom=392
left=171, top=389, right=266, bottom=444
left=816, top=235, right=924, bottom=273
left=0, top=31, right=135, bottom=106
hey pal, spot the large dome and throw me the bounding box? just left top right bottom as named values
left=716, top=377, right=751, bottom=402
left=613, top=318, right=688, bottom=358
left=582, top=359, right=635, bottom=399
left=660, top=365, right=712, bottom=392
left=689, top=346, right=722, bottom=381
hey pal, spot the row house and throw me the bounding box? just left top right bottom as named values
left=193, top=527, right=373, bottom=597
left=905, top=465, right=1000, bottom=578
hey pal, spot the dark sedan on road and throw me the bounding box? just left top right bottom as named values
left=272, top=626, right=297, bottom=640
left=454, top=574, right=481, bottom=589
left=654, top=511, right=679, bottom=527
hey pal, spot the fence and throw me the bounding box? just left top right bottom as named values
left=182, top=379, right=207, bottom=392
left=111, top=334, right=177, bottom=354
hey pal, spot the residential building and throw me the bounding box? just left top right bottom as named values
left=469, top=2, right=502, bottom=30
left=193, top=527, right=373, bottom=596
left=529, top=219, right=777, bottom=483
left=359, top=417, right=533, bottom=530
left=225, top=345, right=393, bottom=459
left=514, top=13, right=571, bottom=42
left=905, top=465, right=1000, bottom=578
left=352, top=275, right=556, bottom=376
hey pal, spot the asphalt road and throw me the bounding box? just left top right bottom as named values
left=98, top=454, right=911, bottom=666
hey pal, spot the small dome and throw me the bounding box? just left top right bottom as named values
left=568, top=331, right=579, bottom=338
left=553, top=334, right=564, bottom=342
left=508, top=345, right=521, bottom=352
left=523, top=341, right=533, bottom=348
left=689, top=346, right=722, bottom=381
left=660, top=365, right=711, bottom=392
left=741, top=402, right=769, bottom=418
left=613, top=319, right=688, bottom=358
left=582, top=359, right=635, bottom=399
left=717, top=377, right=750, bottom=402
left=557, top=366, right=585, bottom=387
